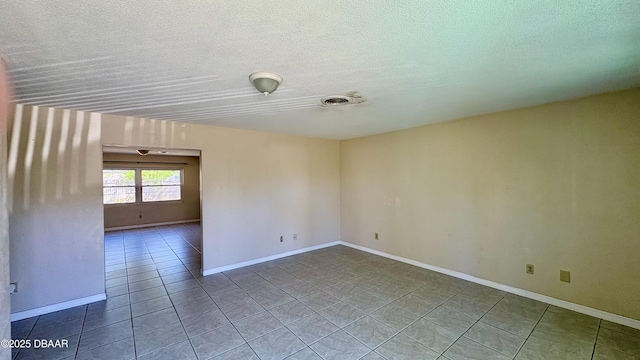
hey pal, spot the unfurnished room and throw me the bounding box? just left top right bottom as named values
left=0, top=1, right=639, bottom=360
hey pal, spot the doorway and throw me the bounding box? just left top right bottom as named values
left=101, top=146, right=203, bottom=302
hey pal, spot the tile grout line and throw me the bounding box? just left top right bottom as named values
left=434, top=287, right=508, bottom=358
left=151, top=225, right=203, bottom=360
left=590, top=319, right=602, bottom=360
left=455, top=290, right=536, bottom=357
left=95, top=232, right=634, bottom=360
left=228, top=264, right=322, bottom=359
left=77, top=230, right=124, bottom=360
left=348, top=267, right=437, bottom=355
left=73, top=269, right=91, bottom=359
left=462, top=318, right=527, bottom=359
left=158, top=225, right=201, bottom=278
left=87, top=230, right=127, bottom=358
left=126, top=229, right=138, bottom=360
left=366, top=288, right=442, bottom=357
left=194, top=260, right=258, bottom=359
left=14, top=310, right=39, bottom=359
left=320, top=275, right=446, bottom=357
left=140, top=228, right=189, bottom=349
left=512, top=304, right=550, bottom=359
left=401, top=283, right=478, bottom=355
left=215, top=253, right=380, bottom=359
left=277, top=277, right=383, bottom=359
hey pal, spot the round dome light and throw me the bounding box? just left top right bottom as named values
left=249, top=72, right=283, bottom=96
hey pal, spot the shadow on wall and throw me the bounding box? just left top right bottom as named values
left=117, top=115, right=189, bottom=150
left=8, top=104, right=101, bottom=213
left=7, top=104, right=105, bottom=314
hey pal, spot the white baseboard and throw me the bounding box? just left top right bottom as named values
left=14, top=242, right=637, bottom=330
left=339, top=241, right=640, bottom=331
left=202, top=241, right=341, bottom=276
left=105, top=219, right=200, bottom=231
left=11, top=293, right=107, bottom=322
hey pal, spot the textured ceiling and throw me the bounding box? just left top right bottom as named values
left=1, top=1, right=639, bottom=140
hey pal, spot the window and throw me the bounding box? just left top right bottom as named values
left=141, top=170, right=181, bottom=202
left=102, top=169, right=136, bottom=204
left=102, top=169, right=182, bottom=204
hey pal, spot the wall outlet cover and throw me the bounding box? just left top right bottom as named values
left=526, top=264, right=534, bottom=274
left=375, top=232, right=379, bottom=240
left=560, top=270, right=571, bottom=283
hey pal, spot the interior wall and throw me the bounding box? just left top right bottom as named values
left=8, top=105, right=105, bottom=314
left=102, top=115, right=342, bottom=271
left=340, top=88, right=640, bottom=320
left=8, top=105, right=340, bottom=315
left=103, top=153, right=201, bottom=229
left=0, top=59, right=12, bottom=360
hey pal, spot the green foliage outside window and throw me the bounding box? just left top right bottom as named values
left=103, top=169, right=182, bottom=204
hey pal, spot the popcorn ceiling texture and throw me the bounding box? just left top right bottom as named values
left=0, top=0, right=639, bottom=139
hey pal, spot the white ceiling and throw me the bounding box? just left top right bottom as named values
left=1, top=1, right=639, bottom=140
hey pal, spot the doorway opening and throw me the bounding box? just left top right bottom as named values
left=101, top=146, right=202, bottom=304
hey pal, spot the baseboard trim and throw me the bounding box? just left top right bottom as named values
left=21, top=242, right=634, bottom=328
left=11, top=293, right=107, bottom=322
left=202, top=241, right=341, bottom=276
left=339, top=241, right=640, bottom=330
left=105, top=219, right=200, bottom=231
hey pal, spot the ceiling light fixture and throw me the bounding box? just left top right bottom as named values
left=137, top=149, right=150, bottom=156
left=249, top=72, right=283, bottom=96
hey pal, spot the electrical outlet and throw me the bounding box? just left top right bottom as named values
left=9, top=282, right=18, bottom=294
left=375, top=232, right=379, bottom=240
left=293, top=234, right=297, bottom=241
left=560, top=270, right=571, bottom=283
left=279, top=236, right=283, bottom=243
left=526, top=264, right=534, bottom=275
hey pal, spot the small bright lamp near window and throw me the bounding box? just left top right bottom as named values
left=249, top=72, right=283, bottom=96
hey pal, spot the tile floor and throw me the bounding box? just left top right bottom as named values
left=10, top=223, right=640, bottom=360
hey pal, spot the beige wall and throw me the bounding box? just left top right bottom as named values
left=102, top=115, right=342, bottom=271
left=8, top=105, right=340, bottom=313
left=103, top=153, right=201, bottom=229
left=8, top=106, right=340, bottom=314
left=11, top=89, right=638, bottom=321
left=340, top=88, right=640, bottom=320
left=8, top=106, right=105, bottom=313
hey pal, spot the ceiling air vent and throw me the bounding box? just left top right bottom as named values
left=321, top=92, right=366, bottom=107
left=321, top=95, right=353, bottom=106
